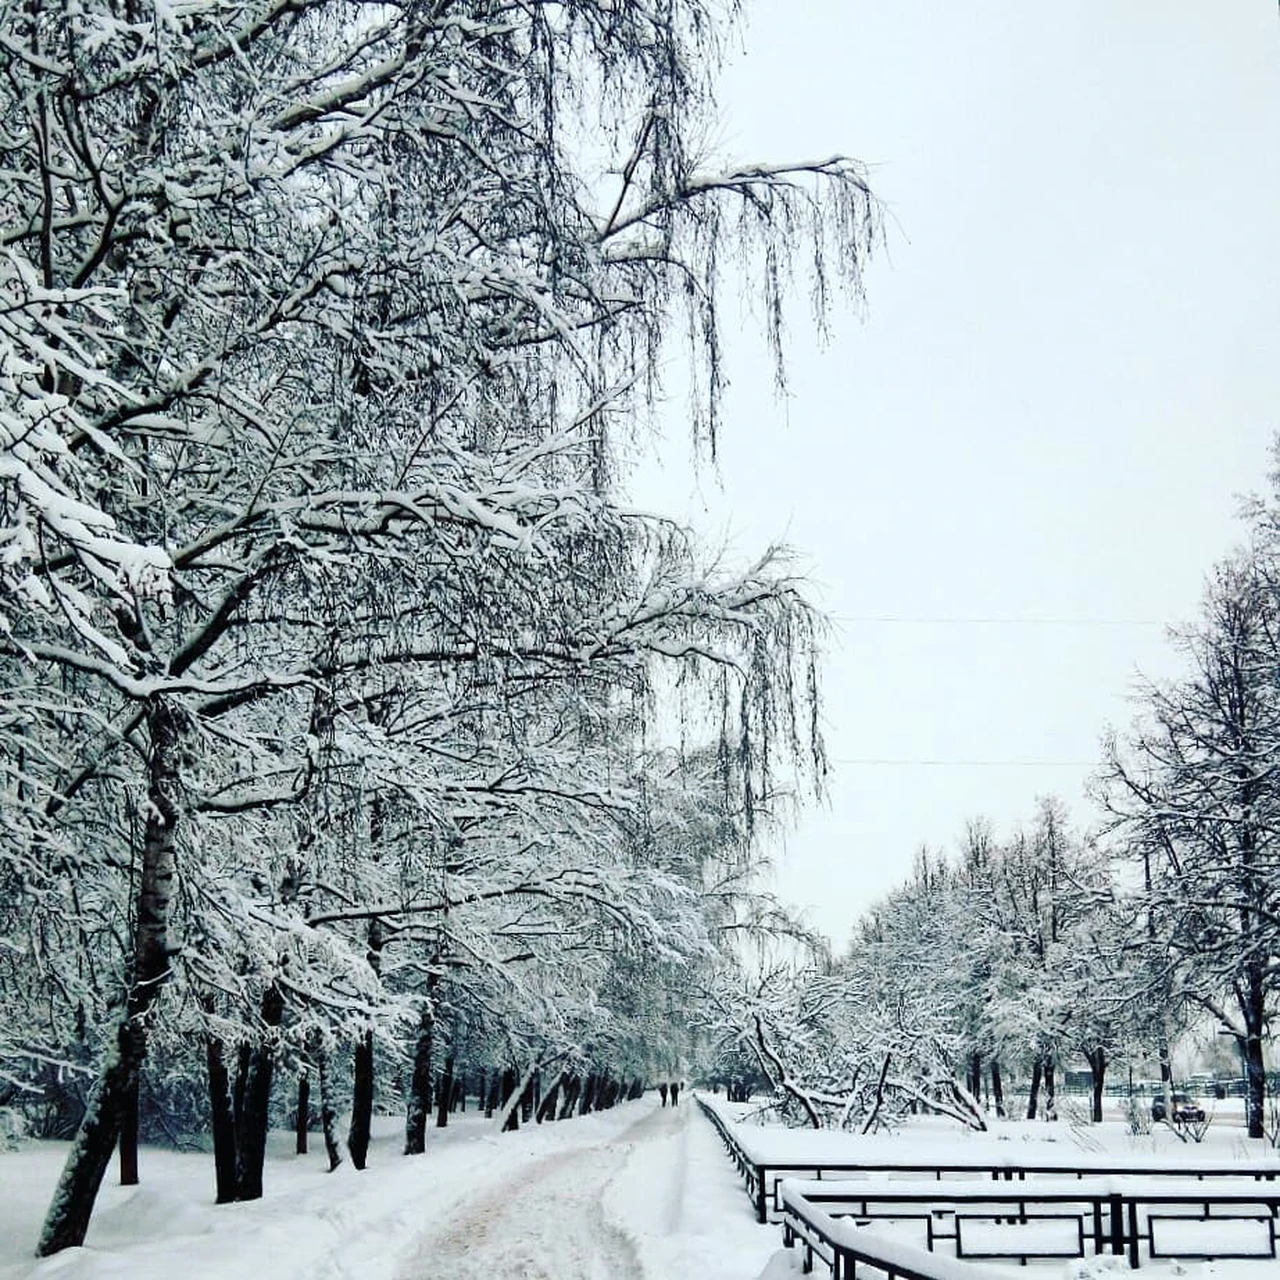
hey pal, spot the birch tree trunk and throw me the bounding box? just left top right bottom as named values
left=38, top=697, right=182, bottom=1256
left=494, top=1062, right=540, bottom=1134
left=404, top=1005, right=434, bottom=1155
left=317, top=1050, right=342, bottom=1172
left=536, top=1074, right=563, bottom=1123
left=500, top=1068, right=519, bottom=1131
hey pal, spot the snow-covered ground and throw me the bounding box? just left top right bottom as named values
left=2, top=1093, right=1279, bottom=1280
left=719, top=1094, right=1280, bottom=1280
left=707, top=1094, right=1280, bottom=1171
left=0, top=1096, right=779, bottom=1280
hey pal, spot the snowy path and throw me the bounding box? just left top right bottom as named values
left=398, top=1105, right=678, bottom=1280
left=396, top=1100, right=777, bottom=1280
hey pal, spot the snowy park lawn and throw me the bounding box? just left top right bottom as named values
left=714, top=1094, right=1280, bottom=1168
left=718, top=1094, right=1280, bottom=1280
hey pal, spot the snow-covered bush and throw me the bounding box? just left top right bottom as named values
left=1124, top=1093, right=1151, bottom=1136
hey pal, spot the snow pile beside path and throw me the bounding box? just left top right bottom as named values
left=602, top=1100, right=777, bottom=1280
left=754, top=1249, right=805, bottom=1278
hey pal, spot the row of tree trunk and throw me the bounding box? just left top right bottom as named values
left=95, top=950, right=651, bottom=1222
left=965, top=1052, right=1009, bottom=1119
left=207, top=987, right=290, bottom=1202
left=967, top=1050, right=1112, bottom=1124
left=112, top=1036, right=649, bottom=1214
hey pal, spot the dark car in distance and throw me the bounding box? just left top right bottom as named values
left=1151, top=1092, right=1206, bottom=1124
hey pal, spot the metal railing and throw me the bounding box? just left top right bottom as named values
left=781, top=1175, right=1280, bottom=1269
left=695, top=1094, right=1280, bottom=1224
left=696, top=1094, right=1280, bottom=1277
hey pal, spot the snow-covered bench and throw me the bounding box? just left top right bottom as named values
left=780, top=1175, right=1280, bottom=1270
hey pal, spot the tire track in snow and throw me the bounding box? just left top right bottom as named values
left=398, top=1107, right=682, bottom=1280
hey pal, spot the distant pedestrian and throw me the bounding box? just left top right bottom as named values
left=659, top=1082, right=668, bottom=1107
left=670, top=1081, right=680, bottom=1107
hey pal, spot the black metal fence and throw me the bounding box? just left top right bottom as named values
left=696, top=1093, right=1280, bottom=1278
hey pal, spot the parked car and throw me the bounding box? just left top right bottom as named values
left=1151, top=1092, right=1206, bottom=1124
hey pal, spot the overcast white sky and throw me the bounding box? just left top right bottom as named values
left=635, top=1, right=1280, bottom=947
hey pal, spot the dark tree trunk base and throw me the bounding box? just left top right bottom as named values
left=234, top=986, right=284, bottom=1201
left=318, top=1052, right=342, bottom=1171
left=404, top=1009, right=433, bottom=1155
left=295, top=1074, right=310, bottom=1155
left=349, top=1029, right=374, bottom=1170
left=207, top=1038, right=237, bottom=1204
left=1026, top=1058, right=1042, bottom=1121
left=436, top=1056, right=454, bottom=1130
left=991, top=1059, right=1006, bottom=1119
left=1085, top=1048, right=1105, bottom=1124
left=119, top=1072, right=139, bottom=1186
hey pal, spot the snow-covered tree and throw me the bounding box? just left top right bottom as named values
left=1103, top=545, right=1280, bottom=1139
left=1, top=0, right=878, bottom=1252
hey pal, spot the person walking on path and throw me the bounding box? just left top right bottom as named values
left=658, top=1082, right=668, bottom=1107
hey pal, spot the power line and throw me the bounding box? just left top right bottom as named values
left=831, top=758, right=1099, bottom=768
left=832, top=615, right=1165, bottom=628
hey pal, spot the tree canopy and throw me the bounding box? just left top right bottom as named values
left=0, top=0, right=883, bottom=1254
